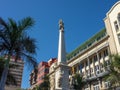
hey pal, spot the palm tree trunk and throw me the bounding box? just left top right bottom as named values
left=0, top=66, right=9, bottom=90
left=0, top=54, right=10, bottom=90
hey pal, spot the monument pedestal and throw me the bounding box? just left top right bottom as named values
left=55, top=63, right=70, bottom=90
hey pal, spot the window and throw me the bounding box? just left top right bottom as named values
left=95, top=65, right=100, bottom=75
left=90, top=68, right=94, bottom=77
left=93, top=84, right=100, bottom=90
left=105, top=81, right=110, bottom=89
left=74, top=66, right=77, bottom=73
left=86, top=60, right=88, bottom=66
left=118, top=34, right=120, bottom=44
left=100, top=63, right=104, bottom=72
left=99, top=52, right=102, bottom=59
left=79, top=64, right=83, bottom=73
left=45, top=68, right=49, bottom=73
left=103, top=49, right=108, bottom=57
left=82, top=63, right=84, bottom=69
left=90, top=68, right=93, bottom=73
left=117, top=13, right=120, bottom=25
left=86, top=70, right=88, bottom=75
left=90, top=58, right=92, bottom=64
left=94, top=55, right=97, bottom=62
left=114, top=21, right=119, bottom=31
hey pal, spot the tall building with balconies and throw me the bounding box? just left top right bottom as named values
left=67, top=28, right=110, bottom=90
left=5, top=56, right=24, bottom=90
left=29, top=67, right=38, bottom=86
left=37, top=61, right=49, bottom=85
left=29, top=58, right=57, bottom=90
left=36, top=58, right=57, bottom=86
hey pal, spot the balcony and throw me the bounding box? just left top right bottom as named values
left=97, top=70, right=109, bottom=78
left=84, top=70, right=109, bottom=82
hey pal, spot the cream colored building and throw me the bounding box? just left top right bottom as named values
left=49, top=1, right=120, bottom=90
left=49, top=62, right=57, bottom=90
left=67, top=1, right=120, bottom=90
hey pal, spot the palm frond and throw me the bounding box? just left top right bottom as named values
left=112, top=54, right=120, bottom=69
left=0, top=33, right=10, bottom=49
left=0, top=17, right=8, bottom=30
left=21, top=52, right=37, bottom=66
left=22, top=36, right=36, bottom=54
left=104, top=54, right=120, bottom=88
left=8, top=18, right=18, bottom=31
left=18, top=17, right=35, bottom=31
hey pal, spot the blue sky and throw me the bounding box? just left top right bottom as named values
left=0, top=0, right=118, bottom=88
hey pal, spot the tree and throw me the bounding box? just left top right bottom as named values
left=0, top=17, right=37, bottom=90
left=39, top=75, right=50, bottom=90
left=73, top=73, right=83, bottom=90
left=32, top=85, right=41, bottom=90
left=104, top=54, right=120, bottom=89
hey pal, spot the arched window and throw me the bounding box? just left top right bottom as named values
left=117, top=13, right=120, bottom=25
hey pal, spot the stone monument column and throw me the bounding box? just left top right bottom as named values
left=55, top=19, right=70, bottom=90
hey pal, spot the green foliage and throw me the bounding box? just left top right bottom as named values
left=39, top=75, right=50, bottom=90
left=73, top=73, right=83, bottom=90
left=0, top=17, right=37, bottom=89
left=33, top=85, right=41, bottom=90
left=32, top=75, right=49, bottom=90
left=104, top=54, right=120, bottom=88
left=0, top=17, right=37, bottom=65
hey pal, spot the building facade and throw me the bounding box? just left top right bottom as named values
left=29, top=58, right=57, bottom=89
left=29, top=67, right=38, bottom=86
left=67, top=1, right=120, bottom=90
left=49, top=61, right=57, bottom=90
left=49, top=1, right=120, bottom=90
left=37, top=58, right=57, bottom=85
left=5, top=56, right=24, bottom=90
left=37, top=61, right=49, bottom=85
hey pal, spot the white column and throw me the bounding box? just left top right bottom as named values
left=55, top=19, right=69, bottom=90
left=77, top=64, right=79, bottom=73
left=87, top=57, right=90, bottom=77
left=58, top=19, right=66, bottom=65
left=92, top=57, right=96, bottom=76
left=84, top=61, right=87, bottom=78
left=96, top=52, right=101, bottom=73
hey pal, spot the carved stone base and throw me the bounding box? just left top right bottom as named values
left=55, top=63, right=70, bottom=90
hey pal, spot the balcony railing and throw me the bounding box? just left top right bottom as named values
left=83, top=70, right=109, bottom=82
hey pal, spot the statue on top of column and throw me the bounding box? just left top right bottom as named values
left=59, top=19, right=64, bottom=30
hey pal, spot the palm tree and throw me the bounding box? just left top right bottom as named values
left=73, top=73, right=83, bottom=90
left=104, top=54, right=120, bottom=89
left=0, top=17, right=37, bottom=90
